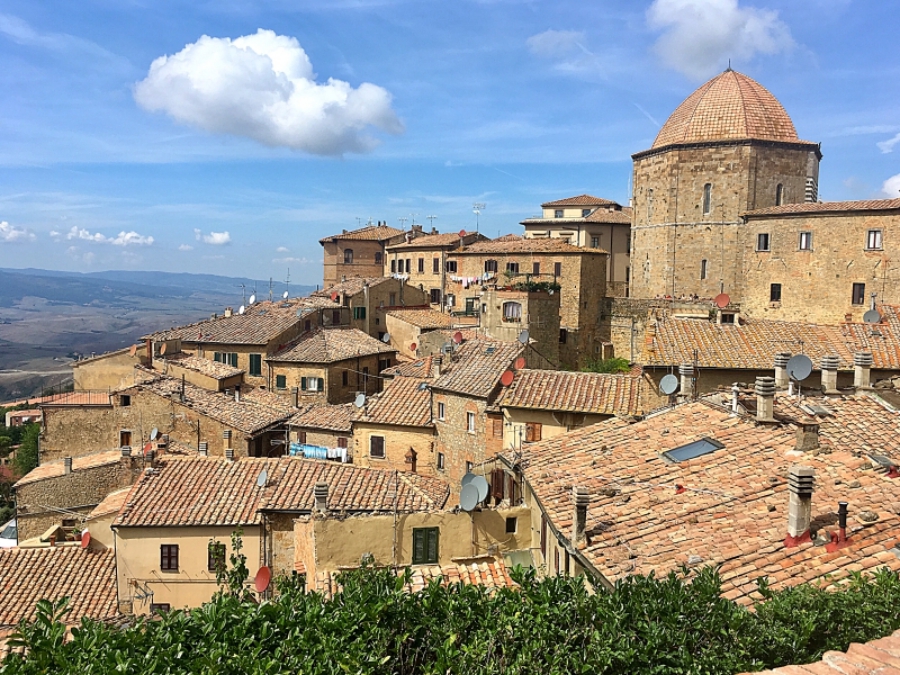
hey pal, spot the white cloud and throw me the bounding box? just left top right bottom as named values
left=64, top=225, right=153, bottom=246
left=134, top=29, right=404, bottom=156
left=526, top=30, right=586, bottom=58
left=0, top=221, right=36, bottom=243
left=647, top=0, right=794, bottom=80
left=877, top=132, right=900, bottom=154
left=178, top=244, right=194, bottom=251
left=274, top=256, right=314, bottom=265
left=194, top=228, right=231, bottom=245
left=276, top=245, right=290, bottom=253
left=883, top=174, right=900, bottom=198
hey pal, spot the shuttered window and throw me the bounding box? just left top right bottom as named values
left=160, top=544, right=179, bottom=571
left=275, top=375, right=287, bottom=390
left=369, top=435, right=385, bottom=458
left=525, top=422, right=542, bottom=442
left=300, top=377, right=325, bottom=392
left=249, top=353, right=262, bottom=376
left=412, top=527, right=439, bottom=564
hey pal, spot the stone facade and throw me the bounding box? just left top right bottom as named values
left=72, top=348, right=145, bottom=391
left=320, top=223, right=407, bottom=287
left=352, top=422, right=437, bottom=477
left=268, top=356, right=390, bottom=405
left=480, top=289, right=559, bottom=369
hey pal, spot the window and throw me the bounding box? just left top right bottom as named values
left=389, top=292, right=396, bottom=305
left=492, top=418, right=503, bottom=438
left=554, top=262, right=562, bottom=277
left=525, top=422, right=542, bottom=442
left=445, top=294, right=456, bottom=308
left=590, top=235, right=600, bottom=248
left=867, top=229, right=883, bottom=250
left=700, top=259, right=708, bottom=280
left=647, top=188, right=654, bottom=220
left=775, top=183, right=784, bottom=206
left=249, top=353, right=262, bottom=377
left=554, top=209, right=563, bottom=218
left=484, top=259, right=498, bottom=273
left=208, top=542, right=226, bottom=572
left=304, top=319, right=311, bottom=331
left=505, top=517, right=517, bottom=534
left=852, top=283, right=866, bottom=305
left=506, top=262, right=519, bottom=274
left=502, top=301, right=522, bottom=323
left=150, top=603, right=171, bottom=614
left=437, top=402, right=445, bottom=420
left=756, top=233, right=770, bottom=252
left=663, top=437, right=724, bottom=463
left=412, top=527, right=439, bottom=564
left=799, top=232, right=812, bottom=251
left=119, top=395, right=131, bottom=407
left=301, top=377, right=324, bottom=392
left=331, top=309, right=341, bottom=325
left=720, top=313, right=735, bottom=324
left=445, top=260, right=457, bottom=273
left=390, top=260, right=397, bottom=273
left=374, top=252, right=383, bottom=264
left=275, top=374, right=287, bottom=390
left=160, top=544, right=179, bottom=571
left=559, top=328, right=568, bottom=344
left=437, top=452, right=445, bottom=470
left=378, top=358, right=392, bottom=371
left=702, top=183, right=712, bottom=215
left=770, top=283, right=782, bottom=303
left=119, top=430, right=132, bottom=447
left=532, top=262, right=541, bottom=275
left=582, top=209, right=591, bottom=217
left=342, top=371, right=348, bottom=386
left=353, top=306, right=366, bottom=319
left=430, top=289, right=442, bottom=304
left=343, top=249, right=353, bottom=264
left=369, top=435, right=385, bottom=458
left=466, top=412, right=476, bottom=434
left=337, top=437, right=348, bottom=449
left=433, top=258, right=440, bottom=274
left=296, top=431, right=307, bottom=444
left=418, top=258, right=424, bottom=273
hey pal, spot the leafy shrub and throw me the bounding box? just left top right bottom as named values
left=511, top=280, right=561, bottom=293
left=581, top=356, right=631, bottom=374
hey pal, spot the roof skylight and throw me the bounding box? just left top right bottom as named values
left=663, top=437, right=724, bottom=463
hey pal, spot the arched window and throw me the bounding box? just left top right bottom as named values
left=344, top=249, right=354, bottom=264
left=702, top=183, right=712, bottom=215
left=775, top=184, right=784, bottom=206
left=502, top=302, right=522, bottom=322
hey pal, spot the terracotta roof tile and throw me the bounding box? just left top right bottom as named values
left=385, top=231, right=487, bottom=250
left=159, top=354, right=244, bottom=379
left=0, top=547, right=119, bottom=628
left=497, top=369, right=644, bottom=417
left=267, top=327, right=396, bottom=363
left=319, top=224, right=405, bottom=243
left=385, top=308, right=453, bottom=329
left=745, top=198, right=900, bottom=217
left=14, top=450, right=124, bottom=488
left=521, top=207, right=633, bottom=227
left=432, top=340, right=523, bottom=399
left=520, top=400, right=900, bottom=605
left=145, top=313, right=301, bottom=345
left=383, top=355, right=435, bottom=379
left=454, top=238, right=591, bottom=255
left=541, top=195, right=620, bottom=208
left=745, top=628, right=900, bottom=675
left=312, top=276, right=394, bottom=298
left=288, top=403, right=356, bottom=433
left=357, top=377, right=433, bottom=427
left=86, top=487, right=132, bottom=521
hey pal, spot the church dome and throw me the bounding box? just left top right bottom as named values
left=652, top=69, right=799, bottom=149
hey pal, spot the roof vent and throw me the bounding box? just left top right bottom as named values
left=314, top=482, right=329, bottom=513
left=854, top=351, right=873, bottom=389
left=785, top=465, right=814, bottom=547
left=774, top=352, right=791, bottom=389
left=820, top=355, right=840, bottom=394
left=755, top=376, right=776, bottom=422
left=572, top=486, right=589, bottom=544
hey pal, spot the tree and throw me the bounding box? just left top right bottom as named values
left=13, top=424, right=39, bottom=477
left=581, top=356, right=631, bottom=374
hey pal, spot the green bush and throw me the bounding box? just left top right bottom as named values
left=581, top=356, right=631, bottom=374
left=4, top=565, right=900, bottom=675
left=12, top=424, right=39, bottom=477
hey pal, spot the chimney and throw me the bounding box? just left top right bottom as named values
left=820, top=355, right=840, bottom=394
left=785, top=465, right=815, bottom=547
left=224, top=307, right=233, bottom=318
left=234, top=385, right=241, bottom=403
left=314, top=482, right=329, bottom=513
left=678, top=363, right=694, bottom=400
left=199, top=441, right=208, bottom=457
left=795, top=421, right=820, bottom=453
left=854, top=351, right=873, bottom=389
left=431, top=356, right=442, bottom=379
left=120, top=446, right=132, bottom=458
left=826, top=501, right=850, bottom=552
left=291, top=387, right=299, bottom=408
left=774, top=352, right=791, bottom=389
left=225, top=448, right=234, bottom=461
left=730, top=383, right=740, bottom=413
left=755, top=376, right=776, bottom=422
left=572, top=486, right=589, bottom=545
left=64, top=457, right=73, bottom=474
left=223, top=429, right=233, bottom=455
left=405, top=448, right=417, bottom=473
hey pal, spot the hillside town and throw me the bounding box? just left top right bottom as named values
left=3, top=68, right=900, bottom=665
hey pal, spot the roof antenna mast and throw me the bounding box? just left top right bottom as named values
left=473, top=202, right=486, bottom=232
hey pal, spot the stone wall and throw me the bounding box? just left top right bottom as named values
left=72, top=349, right=145, bottom=391
left=432, top=392, right=495, bottom=498
left=352, top=422, right=437, bottom=477
left=481, top=289, right=559, bottom=369
left=268, top=355, right=389, bottom=405
left=323, top=239, right=388, bottom=288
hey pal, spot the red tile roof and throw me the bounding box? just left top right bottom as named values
left=287, top=403, right=355, bottom=433
left=319, top=223, right=405, bottom=244
left=385, top=231, right=487, bottom=250
left=0, top=547, right=119, bottom=628
left=385, top=308, right=453, bottom=330
left=454, top=238, right=591, bottom=255
left=14, top=450, right=124, bottom=488
left=745, top=198, right=900, bottom=217
left=145, top=312, right=301, bottom=345
left=520, top=400, right=900, bottom=605
left=159, top=354, right=244, bottom=379
left=382, top=355, right=436, bottom=379
left=432, top=340, right=523, bottom=399
left=497, top=369, right=644, bottom=417
left=312, top=276, right=394, bottom=298
left=86, top=487, right=131, bottom=521
left=357, top=377, right=433, bottom=428
left=267, top=327, right=396, bottom=363
left=541, top=195, right=620, bottom=208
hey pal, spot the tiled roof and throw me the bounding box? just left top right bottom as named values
left=288, top=403, right=355, bottom=433
left=541, top=195, right=620, bottom=208
left=86, top=487, right=131, bottom=521
left=432, top=340, right=523, bottom=399
left=0, top=547, right=119, bottom=628
left=747, top=628, right=900, bottom=675
left=497, top=369, right=644, bottom=417
left=642, top=307, right=900, bottom=371
left=382, top=355, right=435, bottom=379
left=115, top=456, right=449, bottom=527
left=454, top=238, right=589, bottom=255
left=521, top=207, right=633, bottom=227
left=267, top=327, right=396, bottom=363
left=357, top=377, right=433, bottom=428
left=385, top=231, right=487, bottom=250
left=160, top=354, right=244, bottom=379
left=385, top=308, right=453, bottom=329
left=14, top=450, right=123, bottom=488
left=319, top=223, right=405, bottom=243
left=145, top=313, right=300, bottom=345
left=311, top=276, right=393, bottom=298
left=521, top=400, right=900, bottom=605
left=744, top=198, right=900, bottom=218
left=651, top=70, right=806, bottom=150
left=314, top=558, right=515, bottom=598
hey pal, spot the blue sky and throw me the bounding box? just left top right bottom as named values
left=0, top=0, right=897, bottom=284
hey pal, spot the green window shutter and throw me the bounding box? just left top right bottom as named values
left=229, top=353, right=238, bottom=368
left=318, top=378, right=325, bottom=391
left=301, top=377, right=307, bottom=391
left=426, top=528, right=439, bottom=563
left=276, top=375, right=286, bottom=389
left=412, top=529, right=426, bottom=564
left=249, top=354, right=261, bottom=377
left=213, top=352, right=221, bottom=363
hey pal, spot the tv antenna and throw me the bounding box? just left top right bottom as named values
left=473, top=203, right=486, bottom=231
left=398, top=216, right=408, bottom=229
left=239, top=283, right=246, bottom=305
left=268, top=277, right=274, bottom=303
left=410, top=213, right=419, bottom=227
left=284, top=269, right=291, bottom=299
left=426, top=215, right=438, bottom=229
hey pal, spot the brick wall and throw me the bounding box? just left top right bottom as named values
left=323, top=239, right=390, bottom=287
left=433, top=392, right=494, bottom=497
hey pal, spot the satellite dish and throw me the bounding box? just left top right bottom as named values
left=129, top=344, right=137, bottom=357
left=248, top=294, right=256, bottom=305
left=517, top=329, right=530, bottom=345
left=331, top=291, right=339, bottom=302
left=410, top=342, right=417, bottom=352
left=256, top=469, right=268, bottom=488
left=458, top=229, right=467, bottom=238
left=864, top=309, right=882, bottom=324
left=461, top=472, right=477, bottom=487
left=459, top=484, right=479, bottom=512
left=660, top=374, right=679, bottom=396
left=159, top=343, right=168, bottom=356
left=417, top=382, right=429, bottom=392
left=382, top=333, right=392, bottom=343
left=471, top=475, right=489, bottom=502
left=787, top=354, right=813, bottom=381
left=80, top=531, right=91, bottom=549
left=283, top=291, right=289, bottom=299
left=500, top=370, right=514, bottom=387
left=714, top=293, right=731, bottom=309
left=514, top=357, right=526, bottom=370
left=453, top=331, right=464, bottom=344
left=254, top=566, right=271, bottom=593
left=239, top=305, right=246, bottom=315
left=354, top=393, right=367, bottom=408
left=150, top=428, right=159, bottom=441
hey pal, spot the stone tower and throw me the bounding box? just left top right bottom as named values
left=630, top=69, right=821, bottom=302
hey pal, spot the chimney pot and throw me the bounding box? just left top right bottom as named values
left=854, top=351, right=873, bottom=389
left=199, top=441, right=208, bottom=457
left=64, top=457, right=73, bottom=474
left=774, top=352, right=791, bottom=389
left=785, top=465, right=815, bottom=547
left=314, top=482, right=329, bottom=513
left=234, top=385, right=241, bottom=403
left=754, top=376, right=776, bottom=422
left=820, top=354, right=840, bottom=393
left=678, top=363, right=695, bottom=400
left=224, top=307, right=233, bottom=318
left=431, top=356, right=443, bottom=379
left=120, top=446, right=132, bottom=458
left=795, top=422, right=820, bottom=453
left=572, top=486, right=589, bottom=544
left=225, top=448, right=234, bottom=461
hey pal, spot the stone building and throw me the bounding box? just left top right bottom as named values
left=384, top=308, right=455, bottom=359
left=480, top=287, right=560, bottom=369
left=521, top=194, right=632, bottom=297
left=320, top=222, right=408, bottom=287
left=287, top=403, right=355, bottom=454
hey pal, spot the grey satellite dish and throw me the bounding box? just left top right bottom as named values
left=417, top=382, right=429, bottom=392
left=461, top=472, right=477, bottom=487
left=382, top=333, right=391, bottom=343
left=353, top=393, right=367, bottom=408
left=238, top=305, right=246, bottom=315
left=471, top=475, right=489, bottom=502
left=517, top=329, right=530, bottom=345
left=150, top=428, right=159, bottom=441
left=256, top=469, right=268, bottom=488
left=282, top=291, right=289, bottom=300
left=248, top=294, right=256, bottom=305
left=659, top=374, right=679, bottom=396
left=864, top=309, right=882, bottom=324
left=459, top=484, right=479, bottom=512
left=787, top=354, right=813, bottom=381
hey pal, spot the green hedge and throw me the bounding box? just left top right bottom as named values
left=4, top=565, right=900, bottom=675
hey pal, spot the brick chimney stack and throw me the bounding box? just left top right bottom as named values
left=679, top=363, right=694, bottom=400
left=785, top=465, right=815, bottom=547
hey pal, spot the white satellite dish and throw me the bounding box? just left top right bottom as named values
left=150, top=428, right=159, bottom=441
left=517, top=329, right=530, bottom=345
left=459, top=484, right=479, bottom=512
left=354, top=393, right=367, bottom=408
left=256, top=469, right=268, bottom=488
left=461, top=472, right=477, bottom=487
left=471, top=475, right=489, bottom=502
left=382, top=333, right=391, bottom=343
left=787, top=354, right=813, bottom=381
left=659, top=374, right=679, bottom=396
left=283, top=291, right=289, bottom=300
left=238, top=305, right=246, bottom=315
left=248, top=294, right=256, bottom=305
